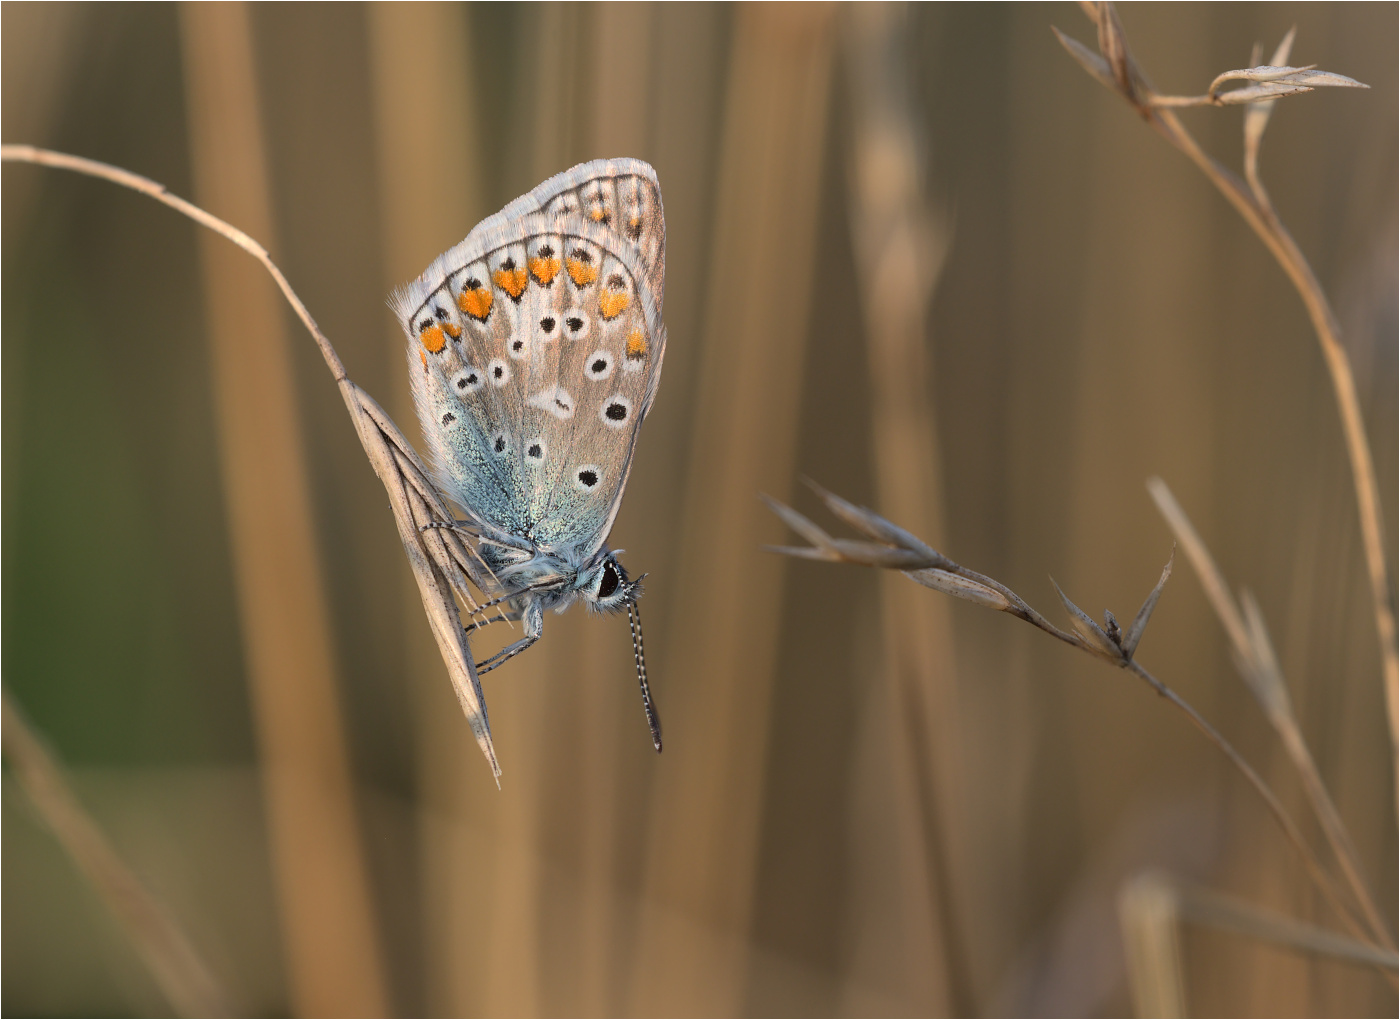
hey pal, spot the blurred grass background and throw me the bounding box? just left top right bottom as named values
left=2, top=2, right=1395, bottom=1015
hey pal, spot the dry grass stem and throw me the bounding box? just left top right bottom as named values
left=1121, top=871, right=1396, bottom=1018
left=764, top=487, right=1389, bottom=962
left=843, top=5, right=963, bottom=1006
left=1166, top=879, right=1397, bottom=971
left=1, top=691, right=230, bottom=1017
left=178, top=8, right=390, bottom=1004
left=1056, top=0, right=1398, bottom=771
left=0, top=144, right=501, bottom=777
left=1119, top=871, right=1186, bottom=1017
left=630, top=8, right=838, bottom=1011
left=1148, top=478, right=1394, bottom=953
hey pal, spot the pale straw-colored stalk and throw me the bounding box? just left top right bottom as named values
left=843, top=3, right=962, bottom=1011
left=1055, top=0, right=1397, bottom=774
left=177, top=6, right=389, bottom=1009
left=1121, top=870, right=1396, bottom=1017
left=2, top=690, right=230, bottom=1017
left=1148, top=478, right=1393, bottom=954
left=629, top=6, right=837, bottom=1013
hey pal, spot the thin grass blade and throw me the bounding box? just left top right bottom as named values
left=907, top=568, right=1014, bottom=611
left=760, top=493, right=839, bottom=554
left=1123, top=548, right=1174, bottom=659
left=1052, top=26, right=1117, bottom=92
left=1239, top=587, right=1293, bottom=720
left=803, top=478, right=944, bottom=561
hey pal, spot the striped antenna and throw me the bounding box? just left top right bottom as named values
left=628, top=601, right=662, bottom=752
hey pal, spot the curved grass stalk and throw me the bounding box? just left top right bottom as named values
left=765, top=485, right=1398, bottom=976
left=1055, top=0, right=1397, bottom=781
left=0, top=144, right=501, bottom=778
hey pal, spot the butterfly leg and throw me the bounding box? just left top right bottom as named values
left=460, top=589, right=524, bottom=632
left=474, top=599, right=543, bottom=676
left=463, top=609, right=520, bottom=637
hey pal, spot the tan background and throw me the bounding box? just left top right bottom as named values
left=3, top=3, right=1395, bottom=1015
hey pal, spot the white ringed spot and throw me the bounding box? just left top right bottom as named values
left=600, top=393, right=632, bottom=429
left=574, top=464, right=602, bottom=491
left=585, top=350, right=614, bottom=381
left=563, top=308, right=591, bottom=340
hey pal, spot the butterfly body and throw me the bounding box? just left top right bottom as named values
left=393, top=159, right=665, bottom=747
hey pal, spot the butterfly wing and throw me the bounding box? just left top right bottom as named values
left=490, top=158, right=665, bottom=317
left=394, top=161, right=665, bottom=562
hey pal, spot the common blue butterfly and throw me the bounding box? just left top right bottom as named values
left=393, top=159, right=666, bottom=751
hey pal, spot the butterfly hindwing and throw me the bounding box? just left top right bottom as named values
left=497, top=158, right=665, bottom=313
left=525, top=239, right=655, bottom=552
left=396, top=166, right=664, bottom=560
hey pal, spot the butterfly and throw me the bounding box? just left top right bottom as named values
left=392, top=159, right=666, bottom=751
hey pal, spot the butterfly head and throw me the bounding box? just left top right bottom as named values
left=576, top=549, right=660, bottom=751
left=579, top=550, right=644, bottom=613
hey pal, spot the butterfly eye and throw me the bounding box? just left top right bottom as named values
left=600, top=394, right=632, bottom=429
left=586, top=351, right=614, bottom=381
left=598, top=561, right=620, bottom=599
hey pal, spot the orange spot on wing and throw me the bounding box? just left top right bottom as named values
left=590, top=206, right=607, bottom=222
left=529, top=255, right=560, bottom=285
left=625, top=328, right=648, bottom=360
left=566, top=256, right=598, bottom=287
left=458, top=286, right=493, bottom=321
left=442, top=321, right=462, bottom=339
left=598, top=289, right=631, bottom=320
left=493, top=266, right=528, bottom=300
left=419, top=348, right=428, bottom=370
left=420, top=325, right=447, bottom=354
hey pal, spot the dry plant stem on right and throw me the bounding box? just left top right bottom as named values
left=1149, top=477, right=1394, bottom=955
left=763, top=485, right=1395, bottom=969
left=1055, top=1, right=1397, bottom=761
